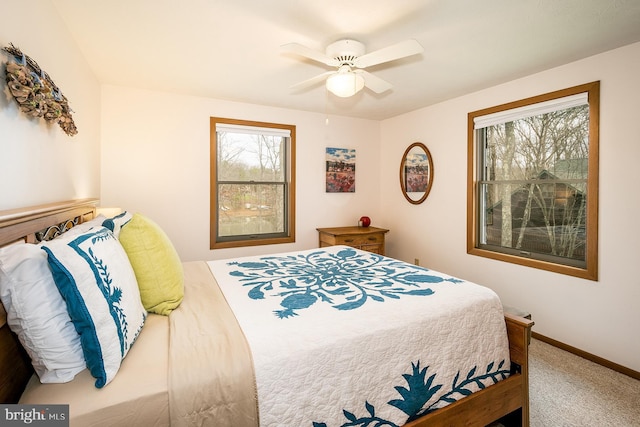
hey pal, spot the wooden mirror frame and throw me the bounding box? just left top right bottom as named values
left=399, top=142, right=434, bottom=205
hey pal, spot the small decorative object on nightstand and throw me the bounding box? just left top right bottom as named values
left=317, top=226, right=389, bottom=255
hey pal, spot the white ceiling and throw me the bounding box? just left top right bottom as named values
left=51, top=0, right=640, bottom=120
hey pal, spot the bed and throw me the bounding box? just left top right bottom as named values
left=0, top=199, right=534, bottom=426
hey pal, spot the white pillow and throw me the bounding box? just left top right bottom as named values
left=0, top=243, right=86, bottom=383
left=42, top=226, right=146, bottom=388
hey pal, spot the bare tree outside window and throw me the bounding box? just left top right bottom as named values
left=467, top=82, right=599, bottom=280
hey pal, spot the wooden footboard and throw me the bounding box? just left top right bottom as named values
left=405, top=312, right=534, bottom=427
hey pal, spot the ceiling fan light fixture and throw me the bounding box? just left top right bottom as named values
left=326, top=69, right=365, bottom=97
left=285, top=38, right=423, bottom=97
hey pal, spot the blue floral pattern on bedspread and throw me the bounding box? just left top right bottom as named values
left=227, top=247, right=463, bottom=318
left=312, top=359, right=510, bottom=427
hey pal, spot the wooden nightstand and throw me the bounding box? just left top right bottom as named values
left=317, top=226, right=389, bottom=255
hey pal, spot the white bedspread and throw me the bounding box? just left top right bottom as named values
left=207, top=246, right=510, bottom=427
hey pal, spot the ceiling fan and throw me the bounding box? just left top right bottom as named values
left=282, top=38, right=424, bottom=98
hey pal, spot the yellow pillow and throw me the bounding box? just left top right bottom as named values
left=119, top=213, right=184, bottom=315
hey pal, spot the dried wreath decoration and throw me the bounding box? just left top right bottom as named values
left=2, top=43, right=78, bottom=136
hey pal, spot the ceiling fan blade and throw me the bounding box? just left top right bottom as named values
left=355, top=70, right=393, bottom=94
left=281, top=42, right=339, bottom=67
left=289, top=71, right=335, bottom=91
left=354, top=39, right=424, bottom=69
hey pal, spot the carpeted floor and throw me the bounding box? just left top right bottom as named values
left=528, top=338, right=640, bottom=427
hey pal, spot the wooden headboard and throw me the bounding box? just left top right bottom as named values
left=0, top=199, right=98, bottom=403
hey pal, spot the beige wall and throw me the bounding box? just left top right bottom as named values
left=0, top=1, right=101, bottom=210
left=100, top=86, right=381, bottom=261
left=380, top=42, right=640, bottom=372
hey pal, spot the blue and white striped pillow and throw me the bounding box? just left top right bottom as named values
left=42, top=226, right=146, bottom=388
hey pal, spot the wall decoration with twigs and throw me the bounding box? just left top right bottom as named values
left=2, top=43, right=77, bottom=136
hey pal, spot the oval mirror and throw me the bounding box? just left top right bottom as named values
left=399, top=142, right=433, bottom=204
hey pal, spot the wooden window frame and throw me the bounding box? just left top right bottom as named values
left=210, top=117, right=296, bottom=249
left=467, top=81, right=600, bottom=280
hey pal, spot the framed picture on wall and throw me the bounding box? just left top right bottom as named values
left=400, top=142, right=434, bottom=205
left=325, top=147, right=355, bottom=193
left=404, top=151, right=430, bottom=192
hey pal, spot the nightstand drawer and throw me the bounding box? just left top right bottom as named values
left=359, top=243, right=384, bottom=255
left=334, top=234, right=382, bottom=246
left=317, top=226, right=389, bottom=255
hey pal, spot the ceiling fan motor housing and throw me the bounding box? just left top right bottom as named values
left=326, top=39, right=366, bottom=65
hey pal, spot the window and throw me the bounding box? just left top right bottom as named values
left=210, top=117, right=295, bottom=249
left=467, top=82, right=599, bottom=280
